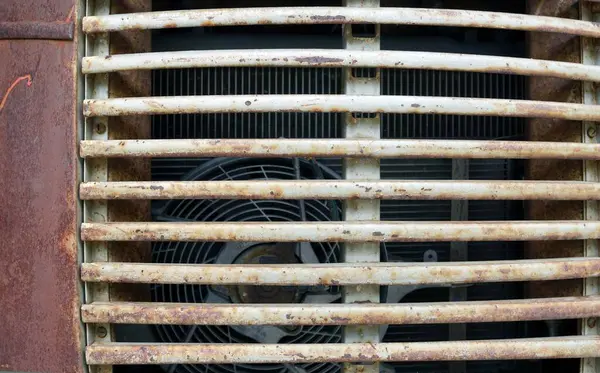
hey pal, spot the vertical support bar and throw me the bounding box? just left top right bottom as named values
left=581, top=3, right=600, bottom=373
left=342, top=1, right=380, bottom=373
left=449, top=159, right=469, bottom=373
left=84, top=0, right=111, bottom=372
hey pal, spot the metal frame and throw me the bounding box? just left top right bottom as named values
left=83, top=1, right=111, bottom=373
left=342, top=1, right=381, bottom=370
left=449, top=159, right=468, bottom=373
left=581, top=2, right=600, bottom=373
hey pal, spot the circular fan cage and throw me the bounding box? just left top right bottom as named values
left=150, top=157, right=393, bottom=373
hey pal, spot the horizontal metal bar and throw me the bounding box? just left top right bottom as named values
left=81, top=258, right=600, bottom=286
left=83, top=49, right=600, bottom=82
left=81, top=221, right=600, bottom=242
left=80, top=139, right=600, bottom=160
left=0, top=21, right=74, bottom=40
left=82, top=297, right=600, bottom=325
left=83, top=95, right=600, bottom=122
left=80, top=180, right=600, bottom=201
left=86, top=337, right=600, bottom=364
left=81, top=7, right=600, bottom=38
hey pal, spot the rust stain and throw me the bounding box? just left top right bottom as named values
left=294, top=56, right=345, bottom=64
left=309, top=15, right=348, bottom=21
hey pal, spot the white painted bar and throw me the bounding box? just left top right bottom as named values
left=80, top=139, right=600, bottom=160
left=82, top=50, right=600, bottom=83
left=83, top=95, right=600, bottom=122
left=82, top=7, right=600, bottom=38
left=80, top=180, right=600, bottom=201
left=86, top=337, right=600, bottom=364
left=81, top=221, right=600, bottom=242
left=80, top=258, right=600, bottom=286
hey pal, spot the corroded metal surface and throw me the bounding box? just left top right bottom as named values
left=80, top=258, right=600, bottom=285
left=106, top=0, right=151, bottom=302
left=79, top=180, right=600, bottom=200
left=0, top=0, right=83, bottom=372
left=81, top=7, right=600, bottom=37
left=342, top=1, right=381, bottom=362
left=83, top=95, right=600, bottom=120
left=526, top=0, right=585, bottom=302
left=82, top=49, right=600, bottom=82
left=81, top=221, right=600, bottom=242
left=81, top=297, right=600, bottom=325
left=86, top=337, right=600, bottom=364
left=80, top=138, right=600, bottom=159
left=0, top=21, right=74, bottom=40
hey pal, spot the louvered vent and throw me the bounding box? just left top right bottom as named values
left=81, top=2, right=600, bottom=373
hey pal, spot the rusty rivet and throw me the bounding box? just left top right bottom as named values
left=96, top=325, right=108, bottom=339
left=587, top=317, right=597, bottom=329
left=95, top=122, right=107, bottom=134
left=587, top=126, right=597, bottom=138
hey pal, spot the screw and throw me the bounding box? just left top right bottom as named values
left=95, top=122, right=107, bottom=134
left=587, top=126, right=597, bottom=138
left=587, top=317, right=597, bottom=329
left=96, top=326, right=108, bottom=339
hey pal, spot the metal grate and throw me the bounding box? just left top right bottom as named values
left=81, top=4, right=600, bottom=373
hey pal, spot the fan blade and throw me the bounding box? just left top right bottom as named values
left=230, top=325, right=293, bottom=344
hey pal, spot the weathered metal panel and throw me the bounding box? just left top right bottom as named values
left=80, top=258, right=600, bottom=285
left=80, top=138, right=600, bottom=159
left=81, top=7, right=600, bottom=37
left=80, top=180, right=600, bottom=200
left=81, top=221, right=600, bottom=242
left=82, top=49, right=600, bottom=81
left=83, top=95, right=600, bottom=120
left=0, top=0, right=83, bottom=372
left=86, top=337, right=600, bottom=364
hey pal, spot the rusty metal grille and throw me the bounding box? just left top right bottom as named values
left=81, top=3, right=600, bottom=373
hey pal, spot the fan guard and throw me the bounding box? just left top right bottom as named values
left=150, top=157, right=429, bottom=373
left=152, top=158, right=346, bottom=373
